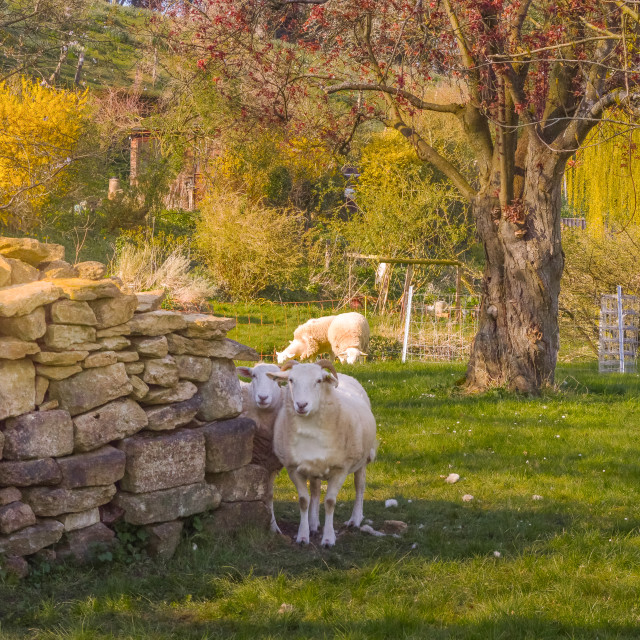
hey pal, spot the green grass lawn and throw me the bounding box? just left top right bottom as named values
left=2, top=362, right=640, bottom=638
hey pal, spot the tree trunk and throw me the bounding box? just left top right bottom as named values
left=466, top=140, right=566, bottom=393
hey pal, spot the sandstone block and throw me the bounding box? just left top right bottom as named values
left=35, top=376, right=49, bottom=405
left=56, top=507, right=100, bottom=531
left=56, top=522, right=115, bottom=562
left=115, top=350, right=138, bottom=363
left=142, top=355, right=179, bottom=387
left=90, top=294, right=137, bottom=330
left=179, top=314, right=236, bottom=339
left=44, top=324, right=96, bottom=350
left=167, top=334, right=258, bottom=360
left=0, top=359, right=35, bottom=420
left=0, top=336, right=39, bottom=359
left=50, top=299, right=97, bottom=326
left=144, top=520, right=183, bottom=559
left=0, top=281, right=62, bottom=318
left=0, top=458, right=61, bottom=487
left=83, top=351, right=117, bottom=368
left=0, top=519, right=64, bottom=556
left=207, top=500, right=270, bottom=533
left=35, top=364, right=82, bottom=380
left=141, top=381, right=198, bottom=406
left=114, top=482, right=220, bottom=525
left=129, top=375, right=149, bottom=401
left=40, top=260, right=78, bottom=280
left=99, top=502, right=124, bottom=526
left=38, top=400, right=59, bottom=411
left=56, top=278, right=121, bottom=301
left=58, top=446, right=126, bottom=488
left=196, top=358, right=243, bottom=422
left=125, top=362, right=145, bottom=375
left=22, top=485, right=116, bottom=517
left=175, top=355, right=212, bottom=382
left=144, top=394, right=202, bottom=432
left=6, top=258, right=39, bottom=286
left=129, top=310, right=187, bottom=336
left=0, top=487, right=21, bottom=506
left=118, top=429, right=205, bottom=493
left=0, top=237, right=64, bottom=265
left=48, top=363, right=133, bottom=416
left=207, top=464, right=269, bottom=502
left=134, top=289, right=166, bottom=313
left=0, top=501, right=36, bottom=534
left=131, top=335, right=168, bottom=358
left=32, top=350, right=88, bottom=365
left=98, top=336, right=130, bottom=351
left=96, top=323, right=130, bottom=338
left=0, top=306, right=46, bottom=340
left=74, top=261, right=107, bottom=280
left=0, top=255, right=11, bottom=287
left=3, top=410, right=73, bottom=460
left=201, top=417, right=255, bottom=473
left=73, top=398, right=148, bottom=451
left=2, top=555, right=29, bottom=578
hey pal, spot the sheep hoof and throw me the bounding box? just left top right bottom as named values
left=344, top=518, right=362, bottom=528
left=296, top=535, right=309, bottom=545
left=321, top=537, right=335, bottom=548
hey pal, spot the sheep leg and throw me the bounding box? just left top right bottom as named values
left=309, top=477, right=321, bottom=533
left=267, top=470, right=282, bottom=534
left=321, top=470, right=349, bottom=548
left=287, top=468, right=311, bottom=544
left=344, top=465, right=366, bottom=527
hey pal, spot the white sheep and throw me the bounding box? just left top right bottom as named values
left=327, top=312, right=369, bottom=364
left=236, top=363, right=285, bottom=534
left=276, top=315, right=336, bottom=364
left=268, top=360, right=377, bottom=547
left=425, top=300, right=449, bottom=319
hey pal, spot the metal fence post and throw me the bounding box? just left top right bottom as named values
left=618, top=285, right=625, bottom=373
left=401, top=285, right=414, bottom=363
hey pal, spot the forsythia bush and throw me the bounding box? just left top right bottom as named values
left=0, top=77, right=89, bottom=223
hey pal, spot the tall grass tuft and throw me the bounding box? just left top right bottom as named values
left=111, top=239, right=217, bottom=310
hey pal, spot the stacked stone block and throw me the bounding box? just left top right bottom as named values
left=0, top=236, right=268, bottom=571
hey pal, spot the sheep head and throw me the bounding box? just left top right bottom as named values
left=237, top=363, right=282, bottom=408
left=267, top=361, right=338, bottom=416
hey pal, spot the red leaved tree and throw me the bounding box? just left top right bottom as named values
left=168, top=0, right=639, bottom=392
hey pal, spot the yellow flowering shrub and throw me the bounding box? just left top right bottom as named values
left=0, top=78, right=89, bottom=222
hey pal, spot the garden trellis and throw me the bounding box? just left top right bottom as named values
left=599, top=287, right=640, bottom=373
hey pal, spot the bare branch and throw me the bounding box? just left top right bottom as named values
left=325, top=82, right=463, bottom=114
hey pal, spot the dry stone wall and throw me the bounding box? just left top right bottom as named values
left=0, top=237, right=269, bottom=574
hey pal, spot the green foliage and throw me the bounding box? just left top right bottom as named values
left=196, top=188, right=309, bottom=300
left=560, top=225, right=640, bottom=359
left=337, top=129, right=475, bottom=263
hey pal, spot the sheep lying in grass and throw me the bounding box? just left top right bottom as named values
left=276, top=315, right=336, bottom=364
left=268, top=360, right=377, bottom=547
left=327, top=312, right=369, bottom=364
left=276, top=312, right=369, bottom=365
left=237, top=363, right=285, bottom=534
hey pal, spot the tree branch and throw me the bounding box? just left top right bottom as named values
left=387, top=112, right=477, bottom=201
left=325, top=82, right=463, bottom=113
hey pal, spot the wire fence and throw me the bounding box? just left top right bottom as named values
left=218, top=293, right=613, bottom=369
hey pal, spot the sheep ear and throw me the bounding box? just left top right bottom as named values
left=267, top=371, right=290, bottom=381
left=236, top=366, right=252, bottom=378
left=322, top=371, right=339, bottom=387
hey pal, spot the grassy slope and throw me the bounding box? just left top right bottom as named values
left=1, top=362, right=640, bottom=638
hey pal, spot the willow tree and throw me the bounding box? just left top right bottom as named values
left=172, top=0, right=640, bottom=392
